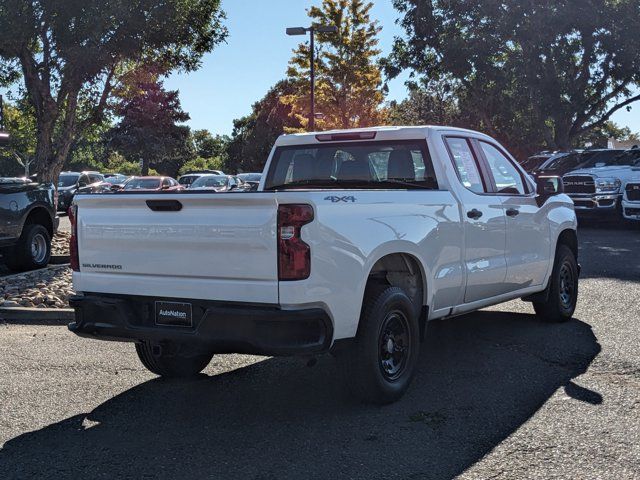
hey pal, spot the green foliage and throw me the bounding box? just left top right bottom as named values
left=102, top=152, right=142, bottom=176
left=286, top=0, right=387, bottom=130
left=387, top=0, right=640, bottom=153
left=191, top=129, right=229, bottom=159
left=0, top=98, right=36, bottom=176
left=179, top=156, right=225, bottom=176
left=0, top=0, right=227, bottom=182
left=388, top=82, right=460, bottom=127
left=226, top=80, right=303, bottom=173
left=108, top=79, right=194, bottom=178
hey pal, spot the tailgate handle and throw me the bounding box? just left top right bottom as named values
left=146, top=200, right=183, bottom=212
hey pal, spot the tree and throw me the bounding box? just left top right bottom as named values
left=191, top=129, right=229, bottom=159
left=108, top=79, right=193, bottom=177
left=0, top=98, right=36, bottom=176
left=286, top=0, right=387, bottom=130
left=0, top=0, right=227, bottom=183
left=388, top=81, right=460, bottom=127
left=226, top=80, right=303, bottom=173
left=179, top=156, right=225, bottom=176
left=387, top=0, right=640, bottom=152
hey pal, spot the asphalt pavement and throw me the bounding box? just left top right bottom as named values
left=0, top=223, right=639, bottom=479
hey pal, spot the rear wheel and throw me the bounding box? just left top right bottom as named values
left=533, top=244, right=578, bottom=322
left=337, top=285, right=420, bottom=404
left=6, top=224, right=51, bottom=272
left=135, top=341, right=213, bottom=377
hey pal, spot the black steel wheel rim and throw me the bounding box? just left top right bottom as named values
left=378, top=309, right=411, bottom=381
left=559, top=261, right=575, bottom=309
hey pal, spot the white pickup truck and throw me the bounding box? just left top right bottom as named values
left=69, top=126, right=579, bottom=404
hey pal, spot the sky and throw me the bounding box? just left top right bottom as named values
left=166, top=0, right=640, bottom=137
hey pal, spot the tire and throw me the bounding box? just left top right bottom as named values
left=135, top=341, right=213, bottom=378
left=338, top=285, right=420, bottom=404
left=5, top=224, right=51, bottom=272
left=533, top=244, right=578, bottom=322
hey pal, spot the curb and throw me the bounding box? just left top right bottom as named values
left=0, top=263, right=69, bottom=281
left=50, top=255, right=71, bottom=265
left=0, top=307, right=74, bottom=323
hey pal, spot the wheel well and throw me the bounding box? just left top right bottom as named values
left=366, top=253, right=425, bottom=310
left=24, top=207, right=53, bottom=237
left=557, top=229, right=578, bottom=259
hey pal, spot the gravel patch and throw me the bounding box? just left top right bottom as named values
left=52, top=231, right=70, bottom=256
left=0, top=265, right=73, bottom=308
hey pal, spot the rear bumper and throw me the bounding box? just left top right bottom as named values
left=68, top=293, right=333, bottom=357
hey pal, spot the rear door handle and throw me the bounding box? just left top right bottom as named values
left=466, top=209, right=483, bottom=220
left=506, top=208, right=520, bottom=217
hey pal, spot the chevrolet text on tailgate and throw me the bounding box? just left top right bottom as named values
left=69, top=126, right=579, bottom=404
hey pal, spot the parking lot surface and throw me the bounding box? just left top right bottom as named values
left=1, top=224, right=639, bottom=479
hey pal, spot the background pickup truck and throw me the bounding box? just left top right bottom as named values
left=69, top=126, right=578, bottom=404
left=0, top=178, right=57, bottom=272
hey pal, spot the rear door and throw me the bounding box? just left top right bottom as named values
left=444, top=137, right=509, bottom=303
left=476, top=140, right=551, bottom=290
left=74, top=193, right=280, bottom=304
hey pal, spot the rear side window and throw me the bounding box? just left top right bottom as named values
left=265, top=141, right=438, bottom=190
left=445, top=137, right=485, bottom=194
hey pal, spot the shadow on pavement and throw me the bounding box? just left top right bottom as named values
left=577, top=222, right=640, bottom=282
left=0, top=311, right=600, bottom=480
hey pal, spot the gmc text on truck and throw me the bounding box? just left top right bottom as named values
left=68, top=126, right=579, bottom=404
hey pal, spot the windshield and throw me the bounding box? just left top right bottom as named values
left=191, top=175, right=228, bottom=188
left=264, top=141, right=438, bottom=190
left=606, top=149, right=640, bottom=167
left=58, top=174, right=79, bottom=188
left=537, top=152, right=585, bottom=171
left=522, top=155, right=550, bottom=171
left=104, top=175, right=125, bottom=184
left=124, top=178, right=161, bottom=190
left=577, top=150, right=628, bottom=168
left=238, top=173, right=261, bottom=182
left=178, top=175, right=199, bottom=185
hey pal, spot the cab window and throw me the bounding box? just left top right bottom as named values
left=479, top=142, right=527, bottom=195
left=445, top=137, right=486, bottom=194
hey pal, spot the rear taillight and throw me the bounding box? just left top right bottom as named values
left=278, top=204, right=314, bottom=281
left=68, top=205, right=79, bottom=272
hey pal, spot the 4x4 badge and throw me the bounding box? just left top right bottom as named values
left=324, top=196, right=356, bottom=203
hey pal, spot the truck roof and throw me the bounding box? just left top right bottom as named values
left=275, top=125, right=493, bottom=147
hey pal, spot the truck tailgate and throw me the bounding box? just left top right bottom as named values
left=73, top=193, right=279, bottom=304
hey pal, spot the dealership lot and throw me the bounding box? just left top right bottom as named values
left=0, top=224, right=639, bottom=479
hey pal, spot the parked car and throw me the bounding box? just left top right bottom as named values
left=103, top=174, right=131, bottom=191
left=0, top=178, right=57, bottom=271
left=122, top=176, right=183, bottom=192
left=178, top=170, right=225, bottom=188
left=189, top=174, right=239, bottom=192
left=533, top=150, right=599, bottom=178
left=562, top=148, right=640, bottom=214
left=57, top=171, right=109, bottom=212
left=236, top=172, right=262, bottom=191
left=522, top=151, right=562, bottom=172
left=68, top=126, right=577, bottom=404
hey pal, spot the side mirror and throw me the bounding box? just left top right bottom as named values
left=536, top=175, right=563, bottom=207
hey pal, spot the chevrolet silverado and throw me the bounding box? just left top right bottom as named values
left=68, top=126, right=578, bottom=404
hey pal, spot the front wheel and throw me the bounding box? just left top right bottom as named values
left=533, top=244, right=579, bottom=322
left=135, top=341, right=213, bottom=378
left=337, top=285, right=420, bottom=404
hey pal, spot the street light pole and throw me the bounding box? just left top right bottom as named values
left=309, top=27, right=315, bottom=132
left=286, top=24, right=338, bottom=132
